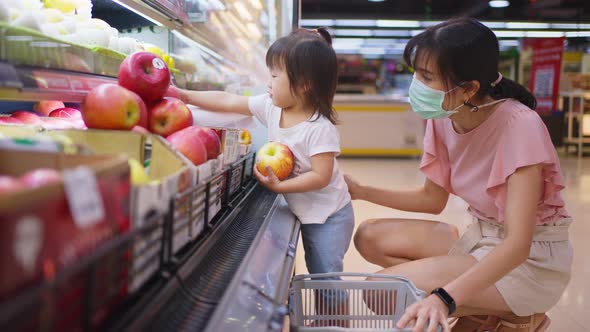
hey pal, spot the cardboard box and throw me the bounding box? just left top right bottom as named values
left=44, top=129, right=193, bottom=292
left=0, top=150, right=131, bottom=330
left=239, top=143, right=252, bottom=156
left=213, top=128, right=240, bottom=166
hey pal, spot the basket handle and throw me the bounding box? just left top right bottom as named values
left=292, top=272, right=425, bottom=296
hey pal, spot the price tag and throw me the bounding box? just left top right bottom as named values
left=62, top=167, right=105, bottom=228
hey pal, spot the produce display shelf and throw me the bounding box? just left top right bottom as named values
left=0, top=62, right=117, bottom=103
left=101, top=184, right=283, bottom=332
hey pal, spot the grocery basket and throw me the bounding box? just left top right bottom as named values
left=289, top=272, right=441, bottom=332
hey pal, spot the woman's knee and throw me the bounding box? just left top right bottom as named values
left=353, top=219, right=379, bottom=254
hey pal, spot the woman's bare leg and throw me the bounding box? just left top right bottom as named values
left=354, top=218, right=511, bottom=313
left=354, top=218, right=460, bottom=268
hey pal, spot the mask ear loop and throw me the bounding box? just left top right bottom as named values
left=464, top=101, right=479, bottom=112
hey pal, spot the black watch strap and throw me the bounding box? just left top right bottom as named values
left=431, top=287, right=456, bottom=315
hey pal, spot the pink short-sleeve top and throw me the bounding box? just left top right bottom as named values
left=420, top=99, right=569, bottom=225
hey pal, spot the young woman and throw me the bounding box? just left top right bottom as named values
left=346, top=17, right=572, bottom=332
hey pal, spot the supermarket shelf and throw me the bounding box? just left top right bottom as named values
left=102, top=184, right=294, bottom=332
left=0, top=62, right=117, bottom=103
left=204, top=197, right=299, bottom=332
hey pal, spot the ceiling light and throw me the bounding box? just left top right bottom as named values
left=112, top=0, right=163, bottom=26
left=334, top=19, right=376, bottom=27
left=506, top=22, right=550, bottom=29
left=489, top=0, right=510, bottom=8
left=368, top=0, right=386, bottom=2
left=376, top=20, right=420, bottom=28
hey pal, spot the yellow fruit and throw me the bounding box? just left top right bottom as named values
left=129, top=158, right=150, bottom=185
left=43, top=0, right=76, bottom=13
left=145, top=45, right=164, bottom=57
left=163, top=54, right=175, bottom=69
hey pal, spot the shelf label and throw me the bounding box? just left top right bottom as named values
left=63, top=167, right=105, bottom=229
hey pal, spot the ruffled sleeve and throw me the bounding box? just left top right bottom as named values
left=419, top=120, right=453, bottom=193
left=486, top=108, right=566, bottom=222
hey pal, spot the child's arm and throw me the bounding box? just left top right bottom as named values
left=179, top=89, right=251, bottom=116
left=254, top=153, right=334, bottom=193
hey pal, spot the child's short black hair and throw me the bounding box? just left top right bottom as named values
left=266, top=28, right=338, bottom=124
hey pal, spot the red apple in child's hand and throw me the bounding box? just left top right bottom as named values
left=20, top=168, right=61, bottom=188
left=11, top=111, right=42, bottom=124
left=166, top=126, right=208, bottom=166
left=82, top=83, right=141, bottom=130
left=0, top=176, right=24, bottom=194
left=148, top=97, right=192, bottom=137
left=255, top=142, right=294, bottom=181
left=34, top=101, right=65, bottom=116
left=118, top=52, right=170, bottom=103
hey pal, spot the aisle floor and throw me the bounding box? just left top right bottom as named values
left=294, top=153, right=590, bottom=331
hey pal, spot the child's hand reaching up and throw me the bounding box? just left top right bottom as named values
left=254, top=165, right=282, bottom=192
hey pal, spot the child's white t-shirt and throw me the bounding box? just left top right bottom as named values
left=249, top=94, right=351, bottom=224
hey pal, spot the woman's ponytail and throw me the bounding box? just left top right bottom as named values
left=490, top=77, right=537, bottom=110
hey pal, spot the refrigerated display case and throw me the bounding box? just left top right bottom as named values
left=0, top=1, right=300, bottom=331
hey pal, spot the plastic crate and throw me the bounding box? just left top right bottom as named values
left=0, top=215, right=164, bottom=332
left=289, top=272, right=440, bottom=332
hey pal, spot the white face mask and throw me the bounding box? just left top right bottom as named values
left=409, top=74, right=463, bottom=119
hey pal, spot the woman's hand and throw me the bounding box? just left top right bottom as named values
left=344, top=174, right=364, bottom=200
left=254, top=165, right=282, bottom=192
left=396, top=294, right=451, bottom=332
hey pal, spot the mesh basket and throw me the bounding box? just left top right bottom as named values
left=289, top=272, right=441, bottom=332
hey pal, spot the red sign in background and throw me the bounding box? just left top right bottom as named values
left=528, top=37, right=565, bottom=113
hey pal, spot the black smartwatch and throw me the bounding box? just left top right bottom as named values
left=431, top=287, right=456, bottom=315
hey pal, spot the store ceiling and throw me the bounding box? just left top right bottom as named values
left=301, top=0, right=590, bottom=22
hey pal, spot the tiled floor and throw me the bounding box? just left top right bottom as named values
left=294, top=152, right=590, bottom=331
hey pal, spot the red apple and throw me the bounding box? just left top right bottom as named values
left=0, top=117, right=23, bottom=125
left=148, top=97, right=193, bottom=137
left=164, top=85, right=181, bottom=99
left=132, top=126, right=150, bottom=135
left=48, top=108, right=86, bottom=129
left=34, top=101, right=65, bottom=116
left=255, top=142, right=294, bottom=181
left=49, top=107, right=82, bottom=119
left=20, top=168, right=61, bottom=188
left=10, top=111, right=42, bottom=124
left=118, top=52, right=170, bottom=103
left=166, top=126, right=208, bottom=166
left=195, top=127, right=221, bottom=160
left=82, top=84, right=141, bottom=130
left=0, top=175, right=24, bottom=194
left=239, top=129, right=252, bottom=145
left=133, top=94, right=148, bottom=128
